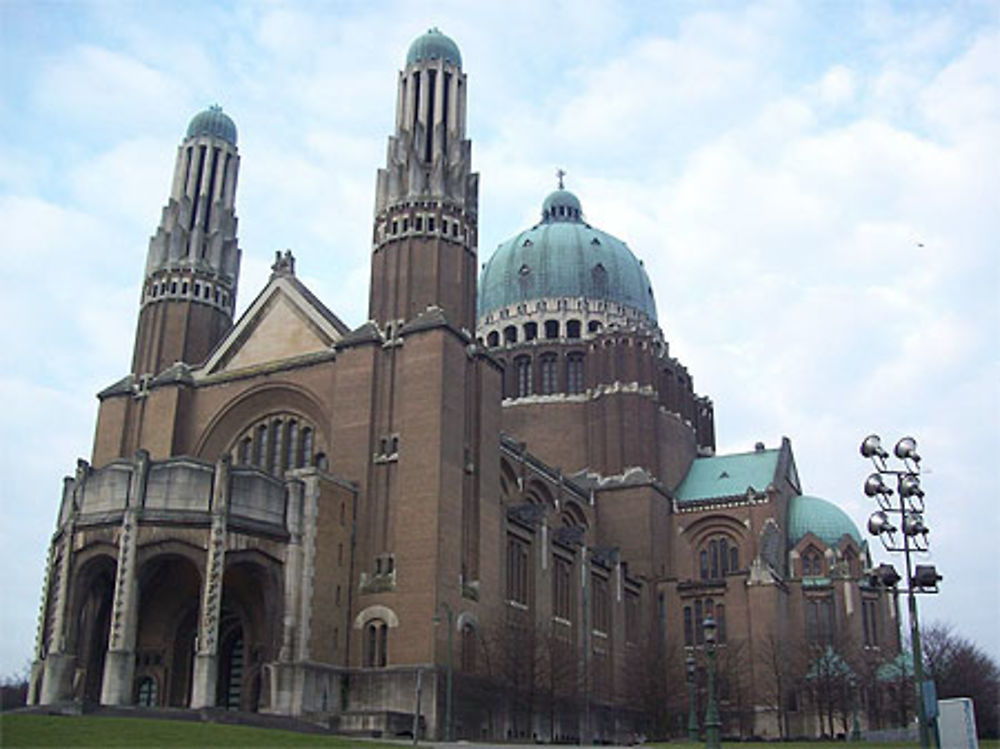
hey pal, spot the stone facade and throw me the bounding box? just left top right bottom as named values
left=29, top=29, right=901, bottom=743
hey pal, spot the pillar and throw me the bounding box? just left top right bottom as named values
left=190, top=456, right=230, bottom=708
left=100, top=450, right=148, bottom=705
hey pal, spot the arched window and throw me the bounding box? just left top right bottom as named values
left=238, top=436, right=252, bottom=465
left=365, top=619, right=388, bottom=667
left=284, top=420, right=298, bottom=470
left=524, top=322, right=538, bottom=341
left=700, top=536, right=738, bottom=580
left=301, top=427, right=314, bottom=468
left=515, top=356, right=532, bottom=398
left=587, top=320, right=601, bottom=333
left=136, top=676, right=158, bottom=707
left=540, top=354, right=557, bottom=395
left=544, top=320, right=559, bottom=339
left=802, top=548, right=823, bottom=577
left=503, top=325, right=517, bottom=344
left=255, top=424, right=268, bottom=467
left=270, top=419, right=283, bottom=474
left=487, top=330, right=499, bottom=347
left=566, top=319, right=581, bottom=339
left=567, top=353, right=584, bottom=394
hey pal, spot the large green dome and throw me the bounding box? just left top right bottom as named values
left=787, top=494, right=862, bottom=547
left=406, top=27, right=462, bottom=68
left=478, top=189, right=657, bottom=322
left=186, top=105, right=237, bottom=146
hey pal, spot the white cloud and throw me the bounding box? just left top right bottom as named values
left=2, top=0, right=997, bottom=676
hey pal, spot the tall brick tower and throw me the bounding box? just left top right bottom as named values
left=131, top=105, right=241, bottom=377
left=341, top=31, right=500, bottom=716
left=369, top=27, right=479, bottom=331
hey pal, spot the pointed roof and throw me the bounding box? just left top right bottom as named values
left=200, top=271, right=349, bottom=377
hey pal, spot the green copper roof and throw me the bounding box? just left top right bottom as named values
left=186, top=105, right=237, bottom=146
left=787, top=494, right=862, bottom=547
left=674, top=448, right=780, bottom=502
left=478, top=189, right=657, bottom=321
left=406, top=27, right=462, bottom=68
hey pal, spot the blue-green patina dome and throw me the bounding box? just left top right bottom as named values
left=407, top=27, right=462, bottom=68
left=186, top=105, right=237, bottom=146
left=787, top=494, right=862, bottom=547
left=478, top=189, right=657, bottom=321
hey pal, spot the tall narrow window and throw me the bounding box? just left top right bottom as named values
left=720, top=538, right=729, bottom=574
left=710, top=539, right=719, bottom=579
left=684, top=606, right=693, bottom=646
left=515, top=357, right=532, bottom=398
left=553, top=556, right=572, bottom=620
left=592, top=575, right=610, bottom=634
left=567, top=353, right=584, bottom=394
left=255, top=424, right=268, bottom=467
left=700, top=550, right=709, bottom=580
left=694, top=599, right=704, bottom=644
left=540, top=354, right=557, bottom=394
left=301, top=427, right=314, bottom=467
left=285, top=420, right=298, bottom=470
left=506, top=535, right=530, bottom=606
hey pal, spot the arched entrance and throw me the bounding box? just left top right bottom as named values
left=214, top=557, right=279, bottom=712
left=70, top=555, right=116, bottom=703
left=216, top=612, right=244, bottom=709
left=135, top=552, right=202, bottom=708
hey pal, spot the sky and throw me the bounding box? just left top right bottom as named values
left=1, top=0, right=997, bottom=677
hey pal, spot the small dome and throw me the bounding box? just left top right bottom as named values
left=478, top=188, right=657, bottom=322
left=186, top=105, right=237, bottom=146
left=787, top=494, right=862, bottom=548
left=406, top=27, right=462, bottom=68
left=541, top=189, right=582, bottom=222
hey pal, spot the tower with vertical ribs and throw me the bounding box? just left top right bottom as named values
left=131, top=105, right=241, bottom=377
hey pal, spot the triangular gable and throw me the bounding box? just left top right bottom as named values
left=202, top=275, right=348, bottom=375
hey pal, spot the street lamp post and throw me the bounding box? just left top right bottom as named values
left=685, top=648, right=699, bottom=742
left=702, top=617, right=721, bottom=749
left=861, top=435, right=942, bottom=749
left=433, top=602, right=454, bottom=742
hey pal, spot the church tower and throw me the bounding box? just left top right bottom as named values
left=131, top=106, right=241, bottom=376
left=369, top=27, right=479, bottom=331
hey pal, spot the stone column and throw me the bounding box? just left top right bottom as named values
left=100, top=450, right=148, bottom=705
left=190, top=456, right=230, bottom=708
left=38, top=523, right=75, bottom=704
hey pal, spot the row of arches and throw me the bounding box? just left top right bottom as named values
left=62, top=547, right=277, bottom=711
left=231, top=413, right=325, bottom=475
left=486, top=318, right=601, bottom=347
left=501, top=351, right=586, bottom=399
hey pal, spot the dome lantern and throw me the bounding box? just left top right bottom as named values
left=186, top=104, right=237, bottom=146
left=406, top=27, right=462, bottom=68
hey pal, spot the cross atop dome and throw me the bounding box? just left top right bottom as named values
left=556, top=168, right=566, bottom=190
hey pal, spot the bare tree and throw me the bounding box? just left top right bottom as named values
left=922, top=622, right=1000, bottom=739
left=756, top=630, right=808, bottom=738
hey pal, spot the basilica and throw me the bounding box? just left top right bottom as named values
left=28, top=29, right=901, bottom=742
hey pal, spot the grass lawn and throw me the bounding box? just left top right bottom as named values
left=649, top=742, right=1000, bottom=748
left=0, top=714, right=402, bottom=748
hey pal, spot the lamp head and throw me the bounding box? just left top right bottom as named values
left=864, top=473, right=893, bottom=498
left=913, top=565, right=942, bottom=591
left=902, top=512, right=928, bottom=537
left=868, top=510, right=896, bottom=536
left=899, top=474, right=924, bottom=499
left=703, top=616, right=717, bottom=644
left=894, top=436, right=920, bottom=463
left=861, top=434, right=889, bottom=459
left=876, top=563, right=901, bottom=588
